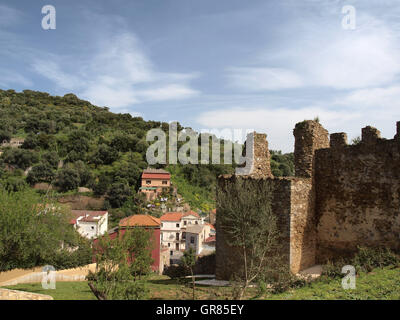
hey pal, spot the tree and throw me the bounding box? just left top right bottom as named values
left=42, top=151, right=59, bottom=169
left=93, top=173, right=112, bottom=196
left=2, top=148, right=39, bottom=170
left=106, top=182, right=132, bottom=208
left=87, top=228, right=152, bottom=300
left=55, top=167, right=80, bottom=191
left=0, top=130, right=11, bottom=143
left=125, top=228, right=154, bottom=280
left=26, top=163, right=56, bottom=185
left=181, top=247, right=197, bottom=300
left=0, top=189, right=88, bottom=271
left=218, top=178, right=279, bottom=299
left=92, top=144, right=119, bottom=166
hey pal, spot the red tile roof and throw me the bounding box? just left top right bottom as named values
left=119, top=215, right=161, bottom=227
left=160, top=212, right=183, bottom=222
left=183, top=210, right=200, bottom=218
left=160, top=211, right=200, bottom=221
left=142, top=173, right=171, bottom=179
left=142, top=168, right=171, bottom=180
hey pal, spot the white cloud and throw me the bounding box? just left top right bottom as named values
left=305, top=27, right=400, bottom=89
left=227, top=67, right=304, bottom=91
left=0, top=5, right=22, bottom=26
left=137, top=84, right=199, bottom=102
left=0, top=68, right=32, bottom=87
left=32, top=32, right=199, bottom=108
left=32, top=60, right=82, bottom=90
left=339, top=86, right=400, bottom=110
left=197, top=106, right=362, bottom=152
left=228, top=12, right=400, bottom=91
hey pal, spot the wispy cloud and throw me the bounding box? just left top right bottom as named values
left=227, top=9, right=400, bottom=91
left=227, top=67, right=304, bottom=91
left=0, top=4, right=23, bottom=26
left=31, top=27, right=199, bottom=109
left=0, top=68, right=32, bottom=87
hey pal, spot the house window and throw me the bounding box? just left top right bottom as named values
left=162, top=180, right=168, bottom=185
left=146, top=180, right=151, bottom=185
left=168, top=243, right=170, bottom=247
left=184, top=221, right=187, bottom=225
left=176, top=233, right=180, bottom=241
left=176, top=223, right=180, bottom=228
left=170, top=251, right=173, bottom=256
left=91, top=226, right=95, bottom=230
left=190, top=236, right=195, bottom=244
left=176, top=243, right=179, bottom=250
left=182, top=232, right=186, bottom=240
left=195, top=221, right=198, bottom=225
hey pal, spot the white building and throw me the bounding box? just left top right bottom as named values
left=160, top=211, right=204, bottom=259
left=70, top=210, right=108, bottom=239
left=185, top=224, right=213, bottom=255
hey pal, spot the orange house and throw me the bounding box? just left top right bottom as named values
left=139, top=168, right=171, bottom=200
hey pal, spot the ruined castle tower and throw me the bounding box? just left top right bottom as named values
left=236, top=132, right=273, bottom=178
left=293, top=121, right=329, bottom=178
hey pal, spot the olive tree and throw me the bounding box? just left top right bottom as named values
left=217, top=178, right=280, bottom=299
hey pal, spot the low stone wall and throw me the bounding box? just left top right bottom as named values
left=0, top=288, right=53, bottom=300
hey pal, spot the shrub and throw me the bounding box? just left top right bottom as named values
left=353, top=246, right=400, bottom=272
left=322, top=246, right=400, bottom=279
left=164, top=264, right=190, bottom=279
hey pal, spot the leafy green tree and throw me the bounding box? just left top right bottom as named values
left=72, top=160, right=93, bottom=186
left=55, top=167, right=80, bottom=191
left=42, top=151, right=60, bottom=169
left=125, top=228, right=154, bottom=280
left=2, top=176, right=28, bottom=192
left=92, top=144, right=119, bottom=166
left=0, top=131, right=11, bottom=143
left=218, top=178, right=280, bottom=299
left=26, top=163, right=56, bottom=185
left=2, top=148, right=39, bottom=170
left=87, top=229, right=152, bottom=300
left=93, top=173, right=112, bottom=196
left=0, top=189, right=87, bottom=271
left=106, top=182, right=132, bottom=208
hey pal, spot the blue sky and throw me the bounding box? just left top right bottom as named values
left=1, top=0, right=400, bottom=152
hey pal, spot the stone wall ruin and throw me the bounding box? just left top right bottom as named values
left=216, top=120, right=400, bottom=279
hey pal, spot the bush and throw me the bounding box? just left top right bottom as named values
left=322, top=246, right=400, bottom=279
left=194, top=253, right=215, bottom=274
left=353, top=246, right=400, bottom=272
left=163, top=264, right=190, bottom=279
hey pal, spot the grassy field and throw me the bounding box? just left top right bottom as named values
left=269, top=267, right=400, bottom=300
left=3, top=267, right=400, bottom=300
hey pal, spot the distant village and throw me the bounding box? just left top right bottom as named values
left=1, top=135, right=217, bottom=276
left=68, top=167, right=216, bottom=274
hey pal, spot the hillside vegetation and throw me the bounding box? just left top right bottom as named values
left=0, top=89, right=294, bottom=218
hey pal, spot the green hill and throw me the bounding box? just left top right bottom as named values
left=0, top=89, right=293, bottom=219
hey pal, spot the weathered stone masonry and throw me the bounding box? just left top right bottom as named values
left=216, top=121, right=400, bottom=280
